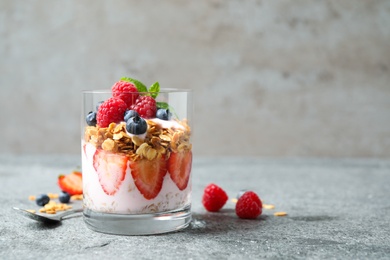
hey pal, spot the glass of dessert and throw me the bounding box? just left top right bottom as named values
left=81, top=77, right=193, bottom=235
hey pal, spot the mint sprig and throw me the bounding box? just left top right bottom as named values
left=121, top=77, right=148, bottom=92
left=120, top=77, right=179, bottom=119
left=149, top=82, right=160, bottom=99
left=156, top=102, right=169, bottom=109
left=120, top=77, right=160, bottom=98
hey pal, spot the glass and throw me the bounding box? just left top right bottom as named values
left=81, top=89, right=193, bottom=235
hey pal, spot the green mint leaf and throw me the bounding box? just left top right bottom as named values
left=120, top=77, right=148, bottom=92
left=156, top=102, right=169, bottom=109
left=149, top=82, right=160, bottom=99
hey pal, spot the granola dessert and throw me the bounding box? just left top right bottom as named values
left=82, top=78, right=192, bottom=214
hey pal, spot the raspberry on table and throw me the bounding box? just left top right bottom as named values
left=235, top=191, right=262, bottom=219
left=96, top=97, right=128, bottom=127
left=112, top=80, right=139, bottom=108
left=202, top=183, right=228, bottom=212
left=131, top=96, right=157, bottom=119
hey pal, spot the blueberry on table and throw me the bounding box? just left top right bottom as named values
left=156, top=109, right=171, bottom=120
left=36, top=194, right=50, bottom=206
left=124, top=109, right=139, bottom=122
left=126, top=115, right=147, bottom=135
left=86, top=111, right=97, bottom=126
left=59, top=191, right=71, bottom=203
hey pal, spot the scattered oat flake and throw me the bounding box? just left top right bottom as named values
left=28, top=195, right=36, bottom=201
left=71, top=194, right=83, bottom=200
left=37, top=200, right=73, bottom=214
left=262, top=204, right=275, bottom=209
left=274, top=211, right=287, bottom=217
left=231, top=198, right=238, bottom=203
left=48, top=193, right=59, bottom=199
left=27, top=209, right=36, bottom=214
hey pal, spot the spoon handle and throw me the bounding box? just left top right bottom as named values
left=58, top=208, right=83, bottom=219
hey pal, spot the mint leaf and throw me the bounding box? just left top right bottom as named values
left=149, top=82, right=160, bottom=99
left=156, top=102, right=169, bottom=109
left=120, top=77, right=148, bottom=92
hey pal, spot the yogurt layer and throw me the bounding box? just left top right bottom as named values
left=82, top=141, right=191, bottom=214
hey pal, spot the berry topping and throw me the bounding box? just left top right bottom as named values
left=126, top=115, right=147, bottom=135
left=96, top=97, right=127, bottom=127
left=156, top=108, right=172, bottom=120
left=58, top=171, right=83, bottom=196
left=59, top=191, right=71, bottom=203
left=86, top=111, right=97, bottom=126
left=130, top=156, right=167, bottom=200
left=93, top=149, right=128, bottom=196
left=168, top=150, right=192, bottom=190
left=235, top=191, right=262, bottom=219
left=112, top=80, right=139, bottom=108
left=130, top=96, right=157, bottom=119
left=36, top=194, right=50, bottom=206
left=124, top=109, right=139, bottom=122
left=202, top=183, right=228, bottom=212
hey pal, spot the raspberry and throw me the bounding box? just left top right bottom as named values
left=112, top=80, right=139, bottom=108
left=235, top=191, right=262, bottom=219
left=202, top=183, right=228, bottom=212
left=130, top=96, right=157, bottom=119
left=96, top=97, right=127, bottom=127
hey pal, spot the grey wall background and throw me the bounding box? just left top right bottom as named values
left=1, top=0, right=389, bottom=157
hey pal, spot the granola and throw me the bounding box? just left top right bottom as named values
left=84, top=119, right=191, bottom=161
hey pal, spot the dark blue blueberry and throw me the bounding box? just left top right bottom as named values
left=59, top=191, right=71, bottom=203
left=156, top=109, right=171, bottom=120
left=86, top=111, right=97, bottom=126
left=126, top=115, right=147, bottom=135
left=36, top=194, right=50, bottom=206
left=124, top=110, right=139, bottom=122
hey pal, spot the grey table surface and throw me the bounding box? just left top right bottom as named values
left=0, top=155, right=389, bottom=260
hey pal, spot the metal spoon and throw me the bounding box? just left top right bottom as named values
left=13, top=207, right=83, bottom=224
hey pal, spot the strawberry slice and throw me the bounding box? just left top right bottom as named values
left=167, top=150, right=192, bottom=190
left=58, top=171, right=83, bottom=195
left=93, top=149, right=128, bottom=196
left=130, top=156, right=167, bottom=200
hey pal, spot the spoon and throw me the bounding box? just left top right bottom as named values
left=13, top=207, right=83, bottom=224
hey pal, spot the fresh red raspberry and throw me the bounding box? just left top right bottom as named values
left=202, top=183, right=228, bottom=212
left=96, top=97, right=127, bottom=127
left=130, top=96, right=157, bottom=119
left=235, top=191, right=262, bottom=219
left=112, top=80, right=139, bottom=108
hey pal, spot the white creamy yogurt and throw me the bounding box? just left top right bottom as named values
left=81, top=141, right=191, bottom=214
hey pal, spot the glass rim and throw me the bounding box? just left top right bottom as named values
left=82, top=88, right=193, bottom=94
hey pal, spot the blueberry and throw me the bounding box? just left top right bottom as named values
left=126, top=115, right=147, bottom=135
left=124, top=109, right=139, bottom=122
left=59, top=191, right=71, bottom=203
left=96, top=101, right=104, bottom=111
left=36, top=194, right=50, bottom=206
left=156, top=109, right=171, bottom=120
left=86, top=111, right=97, bottom=126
